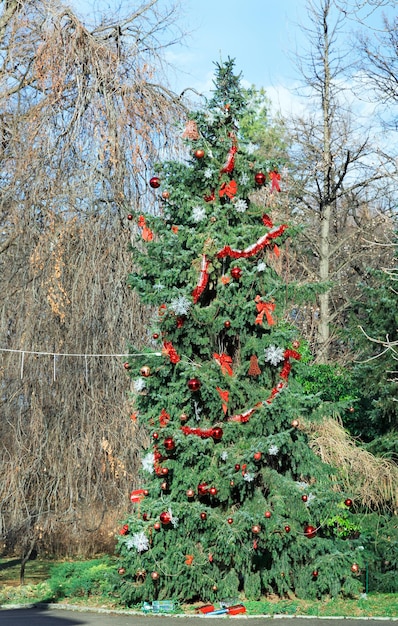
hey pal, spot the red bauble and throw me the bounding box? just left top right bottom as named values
left=211, top=426, right=223, bottom=441
left=127, top=214, right=133, bottom=221
left=209, top=486, right=218, bottom=496
left=291, top=419, right=300, bottom=428
left=302, top=495, right=308, bottom=502
left=351, top=563, right=359, bottom=573
left=224, top=320, right=231, bottom=329
left=349, top=406, right=355, bottom=413
left=212, top=584, right=218, bottom=591
left=231, top=266, right=242, bottom=280
left=161, top=467, right=169, bottom=475
left=160, top=481, right=168, bottom=491
left=123, top=362, right=130, bottom=370
left=149, top=176, right=160, bottom=188
left=194, top=149, right=205, bottom=159
left=200, top=511, right=207, bottom=520
left=292, top=340, right=300, bottom=349
left=118, top=567, right=126, bottom=575
left=264, top=511, right=272, bottom=518
left=140, top=365, right=151, bottom=377
left=234, top=463, right=241, bottom=471
left=151, top=571, right=160, bottom=580
left=254, top=172, right=266, bottom=185
left=142, top=512, right=149, bottom=521
left=160, top=511, right=171, bottom=525
left=180, top=412, right=188, bottom=422
left=312, top=570, right=319, bottom=578
left=253, top=452, right=262, bottom=461
left=344, top=498, right=353, bottom=507
left=252, top=524, right=261, bottom=534
left=284, top=525, right=291, bottom=533
left=162, top=190, right=170, bottom=199
left=143, top=489, right=149, bottom=496
left=188, top=377, right=201, bottom=392
left=164, top=437, right=175, bottom=451
left=186, top=488, right=195, bottom=498
left=152, top=432, right=159, bottom=440
left=227, top=517, right=233, bottom=524
left=154, top=522, right=161, bottom=530
left=197, top=482, right=208, bottom=496
left=304, top=524, right=317, bottom=538
left=152, top=333, right=159, bottom=339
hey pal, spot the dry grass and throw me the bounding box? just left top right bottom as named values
left=303, top=416, right=398, bottom=510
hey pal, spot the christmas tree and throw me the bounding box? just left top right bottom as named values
left=116, top=60, right=364, bottom=604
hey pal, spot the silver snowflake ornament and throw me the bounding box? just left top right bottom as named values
left=243, top=472, right=254, bottom=482
left=170, top=295, right=191, bottom=316
left=233, top=198, right=248, bottom=213
left=133, top=377, right=146, bottom=392
left=141, top=452, right=155, bottom=474
left=264, top=345, right=285, bottom=366
left=192, top=205, right=206, bottom=222
left=128, top=531, right=149, bottom=552
left=268, top=444, right=279, bottom=456
left=257, top=261, right=267, bottom=272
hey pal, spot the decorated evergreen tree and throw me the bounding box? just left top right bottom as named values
left=116, top=60, right=364, bottom=604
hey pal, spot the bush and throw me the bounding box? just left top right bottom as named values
left=48, top=557, right=114, bottom=600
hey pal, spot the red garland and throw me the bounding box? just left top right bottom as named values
left=228, top=402, right=262, bottom=423
left=162, top=340, right=180, bottom=364
left=217, top=224, right=288, bottom=259
left=192, top=254, right=210, bottom=304
left=213, top=352, right=233, bottom=375
left=221, top=145, right=238, bottom=174
left=181, top=425, right=219, bottom=439
left=265, top=349, right=301, bottom=403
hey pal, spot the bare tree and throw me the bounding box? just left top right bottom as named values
left=0, top=0, right=186, bottom=567
left=284, top=0, right=396, bottom=363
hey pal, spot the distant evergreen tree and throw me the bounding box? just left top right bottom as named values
left=115, top=60, right=364, bottom=604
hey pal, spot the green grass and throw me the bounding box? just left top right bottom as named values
left=1, top=557, right=397, bottom=617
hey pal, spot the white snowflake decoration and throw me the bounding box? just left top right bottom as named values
left=264, top=345, right=285, bottom=366
left=257, top=261, right=267, bottom=272
left=246, top=142, right=257, bottom=155
left=192, top=205, right=206, bottom=222
left=243, top=472, right=254, bottom=482
left=204, top=167, right=214, bottom=179
left=128, top=531, right=149, bottom=552
left=296, top=481, right=309, bottom=491
left=220, top=450, right=229, bottom=461
left=141, top=452, right=155, bottom=474
left=305, top=492, right=316, bottom=506
left=169, top=508, right=179, bottom=527
left=239, top=172, right=250, bottom=186
left=133, top=377, right=146, bottom=393
left=268, top=444, right=279, bottom=456
left=153, top=282, right=165, bottom=291
left=233, top=198, right=248, bottom=213
left=170, top=295, right=191, bottom=316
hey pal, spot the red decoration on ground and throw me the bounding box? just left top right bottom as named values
left=149, top=176, right=160, bottom=188
left=304, top=524, right=317, bottom=538
left=187, top=378, right=201, bottom=391
left=255, top=172, right=266, bottom=185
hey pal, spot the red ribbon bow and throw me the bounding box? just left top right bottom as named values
left=269, top=170, right=281, bottom=192
left=137, top=215, right=154, bottom=241
left=219, top=180, right=238, bottom=199
left=213, top=353, right=233, bottom=375
left=162, top=340, right=180, bottom=364
left=254, top=296, right=275, bottom=326
left=159, top=408, right=170, bottom=427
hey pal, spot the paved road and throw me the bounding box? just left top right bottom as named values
left=0, top=607, right=397, bottom=626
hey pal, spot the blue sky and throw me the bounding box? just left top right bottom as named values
left=71, top=0, right=395, bottom=116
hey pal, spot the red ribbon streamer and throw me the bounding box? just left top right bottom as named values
left=213, top=352, right=233, bottom=376
left=228, top=402, right=262, bottom=423
left=217, top=224, right=288, bottom=259
left=162, top=340, right=180, bottom=364
left=269, top=170, right=281, bottom=192
left=181, top=426, right=218, bottom=438
left=130, top=489, right=146, bottom=503
left=265, top=349, right=301, bottom=404
left=216, top=387, right=229, bottom=414
left=192, top=254, right=210, bottom=304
